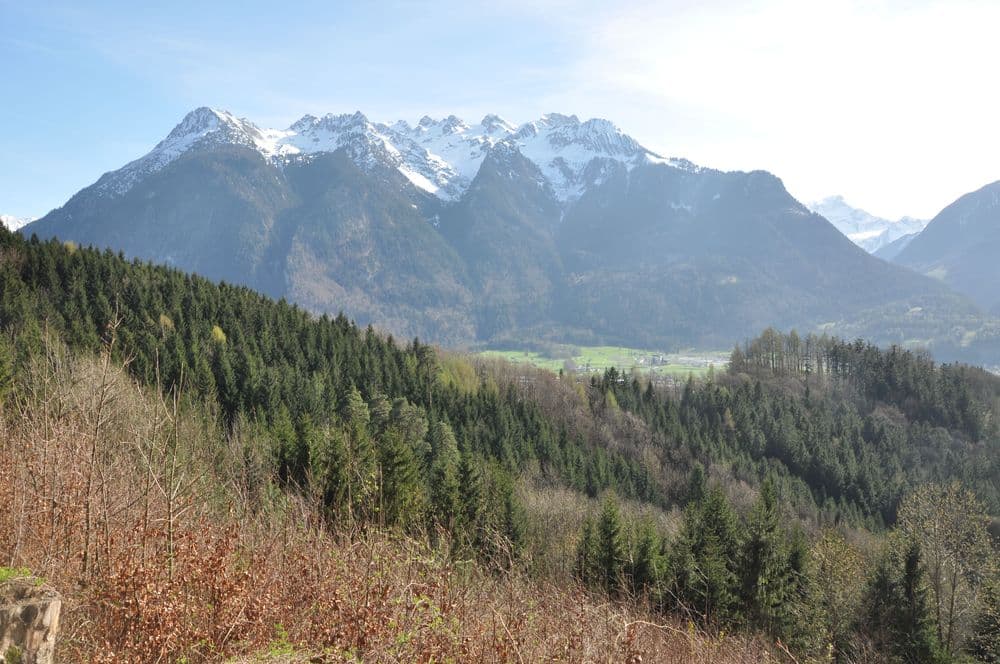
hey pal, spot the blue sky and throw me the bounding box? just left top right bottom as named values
left=3, top=0, right=999, bottom=220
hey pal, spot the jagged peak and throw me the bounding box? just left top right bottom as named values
left=480, top=114, right=515, bottom=134
left=315, top=111, right=370, bottom=128
left=539, top=112, right=580, bottom=127
left=439, top=115, right=467, bottom=133
left=290, top=114, right=320, bottom=131
left=164, top=107, right=240, bottom=141
left=99, top=106, right=694, bottom=205
left=579, top=117, right=620, bottom=135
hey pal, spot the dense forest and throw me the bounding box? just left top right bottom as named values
left=592, top=329, right=1000, bottom=527
left=2, top=227, right=999, bottom=661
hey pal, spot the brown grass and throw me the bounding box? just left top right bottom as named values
left=0, top=345, right=781, bottom=662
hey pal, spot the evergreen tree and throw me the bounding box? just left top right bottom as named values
left=378, top=430, right=426, bottom=528
left=307, top=424, right=349, bottom=517
left=270, top=405, right=298, bottom=484
left=739, top=478, right=789, bottom=633
left=895, top=541, right=942, bottom=664
left=341, top=386, right=376, bottom=522
left=0, top=334, right=13, bottom=402
left=631, top=519, right=661, bottom=597
left=669, top=486, right=740, bottom=624
left=491, top=472, right=527, bottom=564
left=596, top=494, right=625, bottom=595
left=575, top=515, right=598, bottom=587
left=862, top=553, right=899, bottom=655
left=428, top=421, right=462, bottom=531
left=457, top=453, right=485, bottom=554
left=687, top=462, right=707, bottom=504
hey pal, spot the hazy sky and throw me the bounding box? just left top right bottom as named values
left=3, top=0, right=998, bottom=220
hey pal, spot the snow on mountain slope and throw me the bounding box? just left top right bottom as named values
left=94, top=107, right=691, bottom=204
left=808, top=195, right=925, bottom=253
left=1, top=214, right=36, bottom=231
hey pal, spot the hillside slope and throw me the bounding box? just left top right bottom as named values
left=2, top=228, right=998, bottom=661
left=895, top=180, right=1000, bottom=314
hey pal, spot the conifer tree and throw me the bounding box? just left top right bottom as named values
left=862, top=553, right=899, bottom=655
left=270, top=404, right=298, bottom=484
left=687, top=462, right=707, bottom=504
left=670, top=486, right=740, bottom=624
left=596, top=494, right=625, bottom=595
left=457, top=453, right=485, bottom=553
left=428, top=421, right=461, bottom=531
left=895, top=541, right=942, bottom=664
left=739, top=478, right=788, bottom=632
left=0, top=334, right=13, bottom=402
left=307, top=424, right=349, bottom=517
left=378, top=430, right=426, bottom=528
left=631, top=519, right=661, bottom=597
left=341, top=386, right=376, bottom=522
left=575, top=515, right=598, bottom=587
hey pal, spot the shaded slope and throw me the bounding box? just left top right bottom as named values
left=896, top=180, right=1000, bottom=313
left=556, top=164, right=972, bottom=347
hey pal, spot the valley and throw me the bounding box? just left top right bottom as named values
left=479, top=344, right=730, bottom=378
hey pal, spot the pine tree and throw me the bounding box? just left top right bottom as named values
left=457, top=453, right=485, bottom=554
left=575, top=515, right=598, bottom=587
left=739, top=478, right=788, bottom=633
left=862, top=552, right=898, bottom=654
left=0, top=334, right=13, bottom=402
left=895, top=541, right=942, bottom=664
left=631, top=519, right=661, bottom=597
left=862, top=542, right=942, bottom=664
left=428, top=421, right=461, bottom=531
left=341, top=386, right=376, bottom=522
left=687, top=462, right=707, bottom=504
left=670, top=486, right=740, bottom=624
left=596, top=494, right=625, bottom=595
left=307, top=424, right=349, bottom=517
left=378, top=430, right=426, bottom=528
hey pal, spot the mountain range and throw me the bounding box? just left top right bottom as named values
left=24, top=107, right=987, bottom=353
left=807, top=196, right=925, bottom=254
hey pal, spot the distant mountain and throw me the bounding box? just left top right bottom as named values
left=874, top=232, right=919, bottom=261
left=1, top=214, right=35, bottom=231
left=808, top=196, right=925, bottom=253
left=26, top=107, right=980, bottom=350
left=894, top=181, right=1000, bottom=313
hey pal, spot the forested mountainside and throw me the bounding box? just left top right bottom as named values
left=894, top=180, right=1000, bottom=315
left=2, top=227, right=1000, bottom=661
left=25, top=107, right=989, bottom=355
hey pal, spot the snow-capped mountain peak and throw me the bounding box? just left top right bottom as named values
left=480, top=114, right=516, bottom=135
left=94, top=106, right=267, bottom=197
left=95, top=107, right=692, bottom=204
left=809, top=196, right=926, bottom=253
left=1, top=214, right=36, bottom=231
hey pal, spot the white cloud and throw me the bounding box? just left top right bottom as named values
left=564, top=0, right=1000, bottom=218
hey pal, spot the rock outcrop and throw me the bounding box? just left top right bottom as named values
left=0, top=578, right=61, bottom=664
